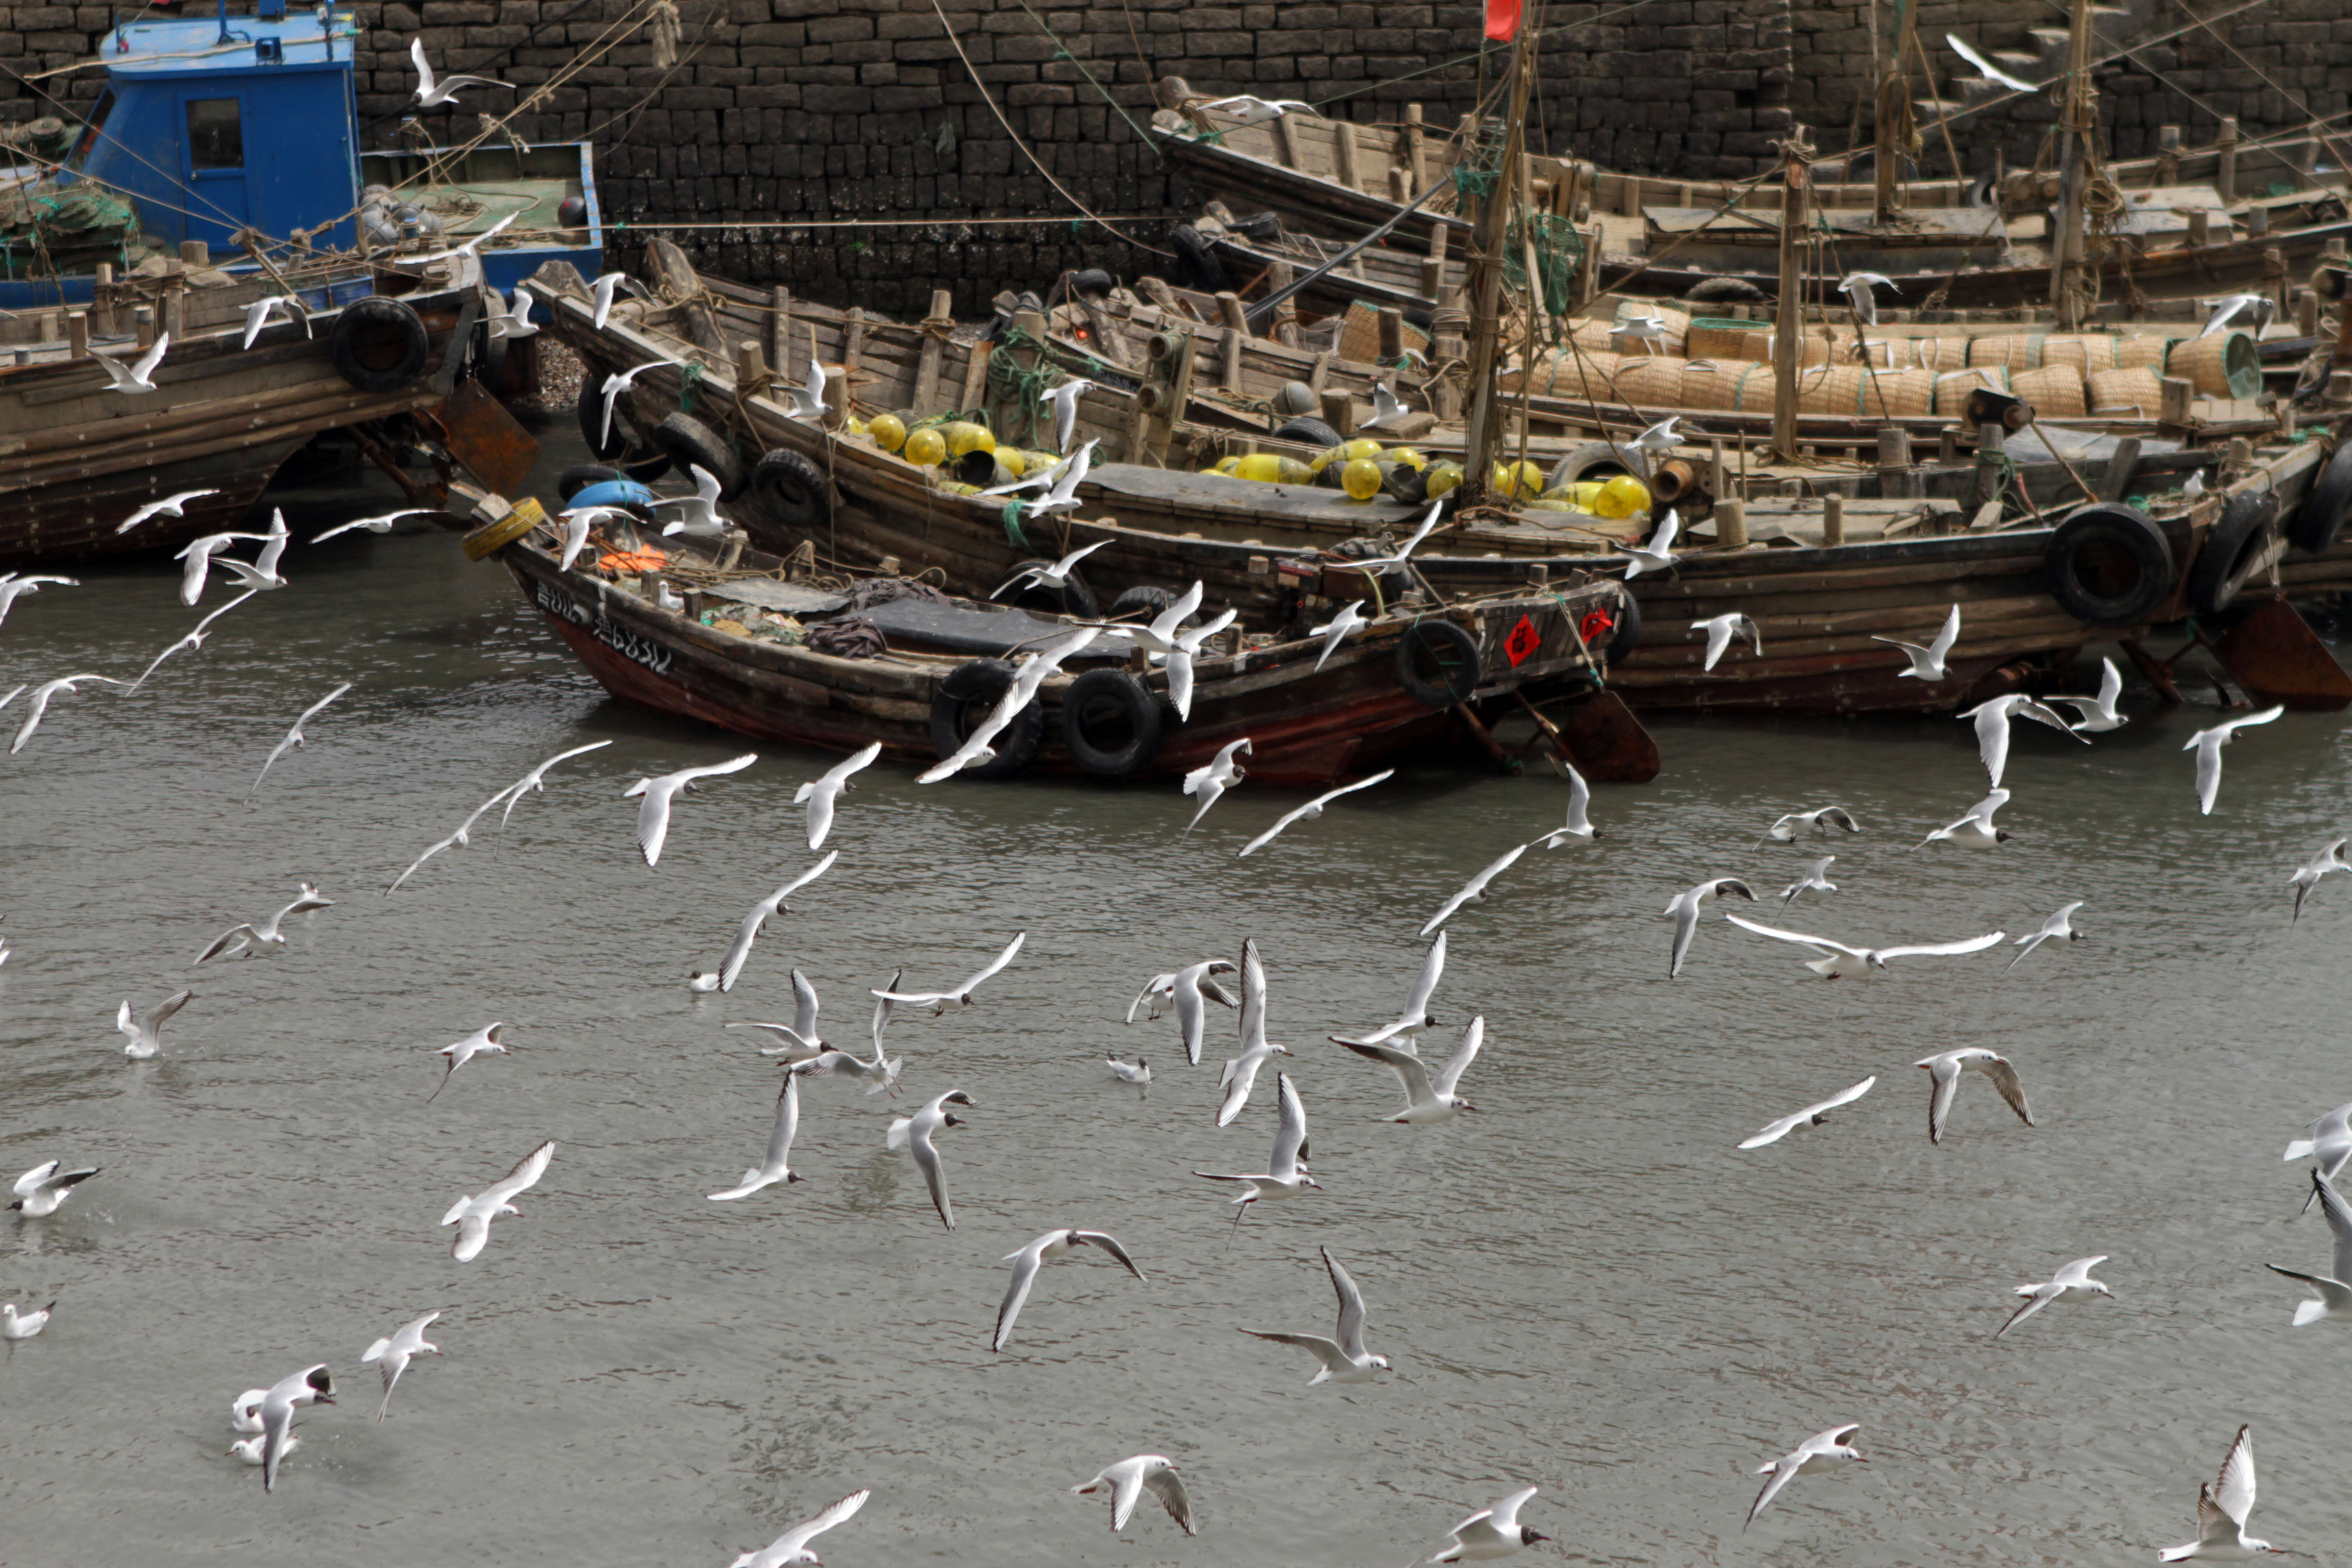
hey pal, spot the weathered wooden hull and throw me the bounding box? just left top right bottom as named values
left=501, top=538, right=1616, bottom=786
left=0, top=266, right=474, bottom=567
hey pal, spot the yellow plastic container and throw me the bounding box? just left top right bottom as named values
left=1491, top=459, right=1545, bottom=501
left=1341, top=437, right=1384, bottom=463
left=996, top=448, right=1028, bottom=480
left=1341, top=457, right=1384, bottom=500
left=1424, top=459, right=1464, bottom=499
left=1382, top=446, right=1427, bottom=470
left=1211, top=455, right=1243, bottom=476
left=867, top=412, right=907, bottom=453
left=1235, top=453, right=1315, bottom=485
left=904, top=427, right=947, bottom=467
left=843, top=415, right=867, bottom=438
left=1535, top=480, right=1605, bottom=513
left=939, top=421, right=996, bottom=459
left=1595, top=474, right=1652, bottom=519
left=1307, top=444, right=1350, bottom=475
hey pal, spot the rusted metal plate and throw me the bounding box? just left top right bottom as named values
left=2211, top=597, right=2352, bottom=710
left=1551, top=689, right=1661, bottom=782
left=426, top=379, right=540, bottom=497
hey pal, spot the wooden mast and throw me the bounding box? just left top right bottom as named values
left=1463, top=28, right=1537, bottom=497
left=1873, top=0, right=1915, bottom=224
left=2051, top=0, right=2097, bottom=327
left=1772, top=131, right=1810, bottom=462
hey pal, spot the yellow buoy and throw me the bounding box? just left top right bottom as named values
left=868, top=412, right=907, bottom=453
left=1490, top=459, right=1544, bottom=500
left=844, top=415, right=867, bottom=437
left=996, top=448, right=1028, bottom=480
left=1307, top=444, right=1350, bottom=475
left=1234, top=453, right=1292, bottom=483
left=1211, top=455, right=1243, bottom=476
left=935, top=479, right=980, bottom=495
left=1342, top=437, right=1384, bottom=463
left=904, top=427, right=947, bottom=467
left=1341, top=457, right=1384, bottom=500
left=1535, top=481, right=1605, bottom=513
left=1595, top=474, right=1652, bottom=519
left=940, top=421, right=996, bottom=459
left=1424, top=460, right=1464, bottom=499
left=1382, top=446, right=1427, bottom=470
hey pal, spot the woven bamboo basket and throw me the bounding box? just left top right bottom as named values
left=1569, top=318, right=1620, bottom=354
left=1504, top=347, right=1624, bottom=399
left=1676, top=359, right=1743, bottom=410
left=1905, top=336, right=1970, bottom=372
left=2164, top=330, right=2260, bottom=397
left=1932, top=366, right=2010, bottom=416
left=1968, top=333, right=2055, bottom=370
left=2087, top=366, right=2166, bottom=416
left=2012, top=364, right=2088, bottom=416
left=2119, top=335, right=2172, bottom=372
left=1797, top=365, right=1933, bottom=418
left=1685, top=318, right=1754, bottom=360
left=2044, top=334, right=2123, bottom=374
left=1612, top=355, right=1692, bottom=407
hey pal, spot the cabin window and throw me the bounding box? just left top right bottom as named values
left=69, top=89, right=115, bottom=169
left=186, top=99, right=244, bottom=170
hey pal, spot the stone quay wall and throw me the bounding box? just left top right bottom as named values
left=4, top=0, right=2352, bottom=309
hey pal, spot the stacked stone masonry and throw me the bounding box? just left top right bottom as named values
left=3, top=0, right=2349, bottom=309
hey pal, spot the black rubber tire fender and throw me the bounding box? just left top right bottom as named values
left=576, top=377, right=638, bottom=462
left=1394, top=619, right=1483, bottom=708
left=747, top=448, right=832, bottom=542
left=2187, top=491, right=2281, bottom=617
left=2043, top=502, right=2176, bottom=626
left=557, top=463, right=623, bottom=503
left=1171, top=225, right=1231, bottom=293
left=2289, top=436, right=2352, bottom=553
left=928, top=659, right=1045, bottom=780
left=992, top=559, right=1101, bottom=619
left=327, top=296, right=430, bottom=394
left=1060, top=668, right=1165, bottom=776
left=1273, top=416, right=1343, bottom=448
left=1107, top=585, right=1173, bottom=621
left=653, top=412, right=746, bottom=497
left=1545, top=438, right=1650, bottom=491
left=1603, top=586, right=1642, bottom=664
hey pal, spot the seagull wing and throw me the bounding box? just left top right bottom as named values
left=1240, top=1327, right=1352, bottom=1372
left=1401, top=930, right=1446, bottom=1020
left=1431, top=1016, right=1483, bottom=1098
left=1921, top=1054, right=1961, bottom=1143
left=1422, top=843, right=1529, bottom=936
left=1269, top=1071, right=1309, bottom=1178
left=952, top=930, right=1025, bottom=1000
left=2212, top=1425, right=2256, bottom=1528
left=1747, top=1454, right=1803, bottom=1528
left=993, top=1237, right=1048, bottom=1350
left=1982, top=1057, right=2036, bottom=1126
left=1334, top=1036, right=1435, bottom=1106
left=1142, top=1465, right=1197, bottom=1536
left=1875, top=931, right=2006, bottom=962
left=633, top=779, right=679, bottom=866
left=1725, top=913, right=1870, bottom=962
left=1997, top=1281, right=2061, bottom=1337
left=2312, top=1173, right=2352, bottom=1284
left=909, top=1123, right=956, bottom=1229
left=1948, top=33, right=2038, bottom=93
left=483, top=1139, right=555, bottom=1206
left=752, top=1073, right=802, bottom=1174
left=769, top=1490, right=872, bottom=1561
left=1739, top=1108, right=1814, bottom=1149
left=1074, top=1229, right=1145, bottom=1281
left=1972, top=702, right=2013, bottom=787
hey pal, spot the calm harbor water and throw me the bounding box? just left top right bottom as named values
left=5, top=414, right=2352, bottom=1566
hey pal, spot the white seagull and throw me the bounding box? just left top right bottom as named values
left=428, top=1022, right=508, bottom=1103
left=173, top=529, right=267, bottom=606
left=1310, top=600, right=1367, bottom=672
left=1536, top=758, right=1602, bottom=843
left=485, top=282, right=536, bottom=341
left=248, top=682, right=353, bottom=800
left=1874, top=602, right=1962, bottom=679
left=589, top=270, right=651, bottom=330
left=2289, top=840, right=2351, bottom=923
left=994, top=540, right=1111, bottom=604
left=126, top=589, right=257, bottom=694
left=1137, top=958, right=1240, bottom=1066
left=598, top=359, right=683, bottom=446
left=408, top=38, right=515, bottom=107
left=1215, top=938, right=1289, bottom=1126
left=495, top=739, right=615, bottom=828
left=2048, top=655, right=2129, bottom=732
left=312, top=508, right=435, bottom=544
left=1917, top=787, right=2013, bottom=849
left=728, top=969, right=832, bottom=1060
left=408, top=222, right=521, bottom=272
left=0, top=574, right=78, bottom=630
left=241, top=294, right=310, bottom=350
left=440, top=1139, right=555, bottom=1262
left=206, top=508, right=293, bottom=593
left=1, top=1299, right=55, bottom=1340
left=7, top=673, right=125, bottom=755
left=1236, top=768, right=1393, bottom=858
left=1041, top=376, right=1096, bottom=454
left=1196, top=1071, right=1320, bottom=1230
left=623, top=753, right=758, bottom=867
left=95, top=332, right=169, bottom=393
left=195, top=883, right=334, bottom=962
left=885, top=1089, right=973, bottom=1230
left=2268, top=1170, right=2352, bottom=1324
left=1162, top=606, right=1238, bottom=722
left=10, top=1160, right=97, bottom=1217
left=715, top=852, right=839, bottom=993
left=1748, top=1425, right=1865, bottom=1529
left=229, top=1388, right=270, bottom=1433
left=2186, top=705, right=2285, bottom=815
left=116, top=489, right=220, bottom=534
left=994, top=1226, right=1145, bottom=1351
left=387, top=787, right=512, bottom=895
left=1420, top=843, right=1533, bottom=936
left=777, top=356, right=828, bottom=424
left=1333, top=930, right=1446, bottom=1048
left=1665, top=877, right=1758, bottom=979
left=1780, top=854, right=1838, bottom=904
left=1431, top=1486, right=1548, bottom=1562
left=116, top=988, right=193, bottom=1059
left=1200, top=93, right=1318, bottom=124
left=361, top=1311, right=442, bottom=1420
left=1738, top=1075, right=1876, bottom=1149
left=872, top=931, right=1024, bottom=1011
left=1838, top=271, right=1897, bottom=325
left=1334, top=1015, right=1484, bottom=1124
left=1916, top=1047, right=2035, bottom=1143
left=708, top=1071, right=806, bottom=1201
left=2284, top=1102, right=2352, bottom=1194
left=1964, top=691, right=2087, bottom=787
left=1947, top=33, right=2040, bottom=93
left=648, top=462, right=728, bottom=539
left=1073, top=1454, right=1196, bottom=1535
left=1612, top=508, right=1680, bottom=578
left=252, top=1364, right=334, bottom=1492
left=1105, top=1056, right=1150, bottom=1083
left=1729, top=913, right=2004, bottom=979
left=796, top=742, right=879, bottom=851
left=1693, top=611, right=1762, bottom=671
left=1241, top=1245, right=1389, bottom=1383
left=1182, top=736, right=1252, bottom=832
left=2008, top=901, right=2085, bottom=968
left=2200, top=295, right=2276, bottom=341
left=2159, top=1426, right=2280, bottom=1561
left=1999, top=1254, right=2112, bottom=1337
left=791, top=1026, right=904, bottom=1099
left=1632, top=416, right=1682, bottom=459
left=1014, top=438, right=1096, bottom=523
left=730, top=1489, right=872, bottom=1568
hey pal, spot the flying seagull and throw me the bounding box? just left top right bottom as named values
left=1838, top=271, right=1897, bottom=326
left=589, top=270, right=651, bottom=330
left=1664, top=877, right=1758, bottom=979
left=1181, top=736, right=1252, bottom=832
left=427, top=1022, right=508, bottom=1103
left=361, top=1311, right=442, bottom=1421
left=871, top=932, right=1024, bottom=1011
left=115, top=489, right=220, bottom=534
left=2289, top=840, right=2351, bottom=923
left=408, top=38, right=517, bottom=108
left=0, top=574, right=78, bottom=631
left=2158, top=1426, right=2278, bottom=1561
left=1041, top=376, right=1096, bottom=454
left=715, top=853, right=839, bottom=994
left=7, top=674, right=125, bottom=755
left=1239, top=1245, right=1389, bottom=1383
left=994, top=1227, right=1145, bottom=1352
left=2185, top=705, right=2284, bottom=815
left=94, top=332, right=169, bottom=393
left=1729, top=914, right=2004, bottom=979
left=2047, top=655, right=2129, bottom=732
left=1916, top=1047, right=2034, bottom=1144
left=1199, top=93, right=1318, bottom=124
left=116, top=989, right=193, bottom=1059
left=1235, top=769, right=1394, bottom=858
left=1196, top=1071, right=1320, bottom=1231
left=795, top=742, right=879, bottom=851
left=1738, top=1075, right=1875, bottom=1149
left=248, top=683, right=353, bottom=801
left=1874, top=602, right=1961, bottom=680
left=1333, top=1016, right=1485, bottom=1124
left=440, top=1139, right=555, bottom=1262
left=1747, top=1424, right=1864, bottom=1530
left=886, top=1089, right=973, bottom=1230
left=253, top=1364, right=335, bottom=1492
left=2008, top=902, right=2085, bottom=968
left=312, top=510, right=436, bottom=544
left=2268, top=1169, right=2352, bottom=1324
left=1431, top=1486, right=1549, bottom=1562
left=708, top=1071, right=807, bottom=1201
left=241, top=295, right=310, bottom=350
left=1948, top=33, right=2039, bottom=93
left=729, top=1489, right=872, bottom=1568
left=1997, top=1254, right=2112, bottom=1338
left=195, top=883, right=334, bottom=962
left=1693, top=611, right=1762, bottom=671
left=1963, top=691, right=2087, bottom=787
left=623, top=753, right=759, bottom=866
left=1612, top=508, right=1680, bottom=578
left=1310, top=600, right=1367, bottom=672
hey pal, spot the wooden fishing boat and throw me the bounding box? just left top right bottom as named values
left=472, top=493, right=1650, bottom=787
left=0, top=249, right=538, bottom=568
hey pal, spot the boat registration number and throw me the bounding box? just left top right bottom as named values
left=535, top=581, right=675, bottom=676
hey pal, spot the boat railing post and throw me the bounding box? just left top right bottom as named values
left=1877, top=427, right=1918, bottom=498
left=1823, top=492, right=1846, bottom=546
left=2155, top=125, right=2180, bottom=185
left=66, top=310, right=88, bottom=361
left=2217, top=116, right=2240, bottom=203
left=1771, top=130, right=1811, bottom=463
left=133, top=304, right=157, bottom=351
left=1714, top=497, right=1748, bottom=549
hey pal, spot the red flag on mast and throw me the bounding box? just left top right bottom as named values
left=1484, top=0, right=1521, bottom=42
